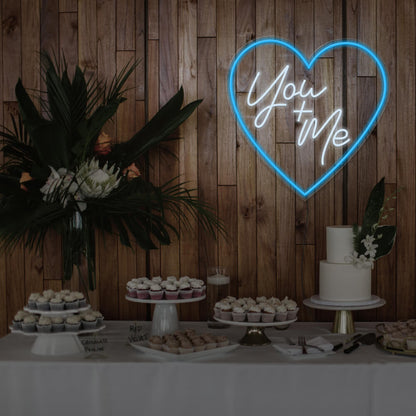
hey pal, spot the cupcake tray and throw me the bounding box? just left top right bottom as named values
left=376, top=335, right=416, bottom=357
left=214, top=317, right=297, bottom=346
left=125, top=295, right=206, bottom=336
left=130, top=340, right=239, bottom=361
left=23, top=305, right=91, bottom=316
left=9, top=325, right=105, bottom=356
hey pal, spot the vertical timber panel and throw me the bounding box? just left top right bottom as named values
left=198, top=0, right=216, bottom=37
left=116, top=0, right=135, bottom=51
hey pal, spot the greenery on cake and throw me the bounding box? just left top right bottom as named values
left=0, top=52, right=222, bottom=291
left=350, top=178, right=396, bottom=268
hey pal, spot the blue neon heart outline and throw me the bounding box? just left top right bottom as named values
left=228, top=39, right=389, bottom=198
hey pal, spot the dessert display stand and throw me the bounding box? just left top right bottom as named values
left=214, top=317, right=297, bottom=346
left=303, top=295, right=385, bottom=334
left=13, top=306, right=105, bottom=356
left=125, top=295, right=206, bottom=336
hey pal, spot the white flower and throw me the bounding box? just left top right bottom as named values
left=346, top=250, right=374, bottom=269
left=76, top=159, right=121, bottom=199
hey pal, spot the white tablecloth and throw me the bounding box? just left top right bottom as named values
left=0, top=321, right=415, bottom=416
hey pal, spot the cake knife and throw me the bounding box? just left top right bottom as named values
left=344, top=333, right=376, bottom=353
left=332, top=333, right=362, bottom=351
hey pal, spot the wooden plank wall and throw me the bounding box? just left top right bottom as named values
left=0, top=0, right=415, bottom=336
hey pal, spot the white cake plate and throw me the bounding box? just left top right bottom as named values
left=214, top=317, right=297, bottom=346
left=10, top=325, right=105, bottom=356
left=303, top=296, right=386, bottom=334
left=23, top=305, right=91, bottom=316
left=125, top=295, right=206, bottom=336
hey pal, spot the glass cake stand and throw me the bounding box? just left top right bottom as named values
left=125, top=295, right=206, bottom=336
left=214, top=317, right=297, bottom=346
left=303, top=295, right=386, bottom=334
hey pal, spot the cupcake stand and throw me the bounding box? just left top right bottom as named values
left=125, top=295, right=206, bottom=336
left=10, top=306, right=105, bottom=356
left=214, top=317, right=297, bottom=346
left=303, top=295, right=385, bottom=334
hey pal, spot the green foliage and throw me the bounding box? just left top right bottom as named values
left=0, top=52, right=222, bottom=290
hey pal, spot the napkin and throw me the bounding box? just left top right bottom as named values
left=273, top=336, right=334, bottom=359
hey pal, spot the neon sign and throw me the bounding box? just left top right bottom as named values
left=228, top=39, right=389, bottom=198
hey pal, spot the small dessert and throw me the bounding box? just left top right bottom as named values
left=178, top=339, right=194, bottom=354
left=151, top=276, right=163, bottom=284
left=64, top=315, right=81, bottom=331
left=12, top=311, right=27, bottom=330
left=64, top=294, right=79, bottom=310
left=247, top=304, right=261, bottom=323
left=49, top=296, right=65, bottom=311
left=256, top=296, right=268, bottom=303
left=51, top=316, right=65, bottom=332
left=21, top=315, right=37, bottom=332
left=149, top=335, right=164, bottom=350
left=163, top=339, right=180, bottom=354
left=166, top=276, right=177, bottom=283
left=261, top=304, right=276, bottom=323
left=275, top=304, right=288, bottom=321
left=214, top=302, right=223, bottom=318
left=215, top=335, right=229, bottom=347
left=136, top=283, right=150, bottom=299
left=232, top=305, right=246, bottom=322
left=91, top=310, right=104, bottom=325
left=149, top=284, right=164, bottom=300
left=43, top=289, right=55, bottom=300
left=60, top=289, right=71, bottom=296
left=191, top=337, right=206, bottom=352
left=179, top=282, right=193, bottom=299
left=219, top=303, right=232, bottom=320
left=36, top=296, right=50, bottom=311
left=190, top=280, right=204, bottom=298
left=283, top=297, right=298, bottom=320
left=73, top=292, right=87, bottom=308
left=201, top=334, right=217, bottom=349
left=81, top=313, right=97, bottom=330
left=28, top=293, right=40, bottom=309
left=179, top=275, right=191, bottom=284
left=165, top=284, right=179, bottom=300
left=36, top=316, right=52, bottom=333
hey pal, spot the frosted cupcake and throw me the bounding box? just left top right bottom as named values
left=149, top=335, right=163, bottom=350
left=49, top=296, right=65, bottom=311
left=72, top=292, right=87, bottom=308
left=214, top=302, right=223, bottom=318
left=179, top=276, right=191, bottom=284
left=51, top=316, right=65, bottom=332
left=166, top=276, right=177, bottom=284
left=215, top=335, right=229, bottom=347
left=191, top=337, right=206, bottom=352
left=190, top=280, right=204, bottom=298
left=81, top=313, right=97, bottom=330
left=91, top=310, right=104, bottom=325
left=43, top=289, right=55, bottom=300
left=247, top=304, right=261, bottom=322
left=219, top=303, right=232, bottom=320
left=28, top=293, right=40, bottom=309
left=36, top=296, right=50, bottom=311
left=232, top=306, right=246, bottom=322
left=136, top=283, right=150, bottom=299
left=64, top=295, right=79, bottom=310
left=12, top=311, right=27, bottom=330
left=284, top=300, right=299, bottom=320
left=36, top=316, right=52, bottom=333
left=126, top=281, right=137, bottom=298
left=65, top=315, right=81, bottom=331
left=21, top=315, right=37, bottom=332
left=165, top=284, right=179, bottom=300
left=261, top=304, right=276, bottom=323
left=275, top=304, right=288, bottom=321
left=201, top=334, right=217, bottom=349
left=149, top=284, right=164, bottom=300
left=179, top=282, right=193, bottom=299
left=151, top=276, right=163, bottom=284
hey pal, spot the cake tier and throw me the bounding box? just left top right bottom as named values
left=327, top=226, right=354, bottom=264
left=319, top=261, right=371, bottom=302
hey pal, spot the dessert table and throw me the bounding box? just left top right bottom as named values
left=0, top=321, right=415, bottom=416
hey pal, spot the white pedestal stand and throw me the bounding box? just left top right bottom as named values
left=303, top=295, right=385, bottom=334
left=125, top=295, right=206, bottom=336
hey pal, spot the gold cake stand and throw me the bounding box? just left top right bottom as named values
left=214, top=317, right=297, bottom=346
left=303, top=296, right=385, bottom=334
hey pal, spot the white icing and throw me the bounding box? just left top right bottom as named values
left=326, top=226, right=354, bottom=263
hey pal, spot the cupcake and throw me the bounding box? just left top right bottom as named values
left=256, top=296, right=267, bottom=303
left=215, top=335, right=229, bottom=347
left=179, top=282, right=193, bottom=299
left=64, top=295, right=79, bottom=310
left=285, top=300, right=298, bottom=320
left=178, top=339, right=194, bottom=354
left=49, top=296, right=65, bottom=311
left=36, top=316, right=52, bottom=333
left=65, top=315, right=81, bottom=331
left=21, top=315, right=37, bottom=332
left=43, top=289, right=55, bottom=299
left=149, top=335, right=163, bottom=350
left=247, top=305, right=261, bottom=322
left=275, top=304, right=288, bottom=321
left=60, top=289, right=71, bottom=296
left=136, top=283, right=150, bottom=299
left=36, top=296, right=50, bottom=311
left=126, top=282, right=137, bottom=298
left=151, top=276, right=163, bottom=284
left=191, top=337, right=206, bottom=352
left=73, top=292, right=87, bottom=308
left=214, top=302, right=223, bottom=318
left=91, top=310, right=104, bottom=326
left=81, top=313, right=97, bottom=330
left=232, top=306, right=246, bottom=322
left=179, top=276, right=191, bottom=284
left=28, top=293, right=40, bottom=309
left=261, top=304, right=276, bottom=323
left=163, top=339, right=180, bottom=354
left=190, top=280, right=204, bottom=298
left=12, top=311, right=27, bottom=330
left=201, top=334, right=217, bottom=349
left=51, top=316, right=65, bottom=332
left=219, top=303, right=232, bottom=320
left=166, top=276, right=177, bottom=284
left=165, top=284, right=179, bottom=300
left=149, top=284, right=164, bottom=300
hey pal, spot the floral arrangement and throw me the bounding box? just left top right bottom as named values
left=347, top=177, right=396, bottom=268
left=0, top=53, right=221, bottom=290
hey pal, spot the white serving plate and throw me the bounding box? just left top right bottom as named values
left=309, top=295, right=381, bottom=307
left=125, top=295, right=205, bottom=304
left=214, top=316, right=297, bottom=327
left=23, top=305, right=91, bottom=316
left=10, top=324, right=106, bottom=336
left=130, top=341, right=239, bottom=361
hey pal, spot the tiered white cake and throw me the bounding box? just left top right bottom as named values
left=319, top=226, right=371, bottom=302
